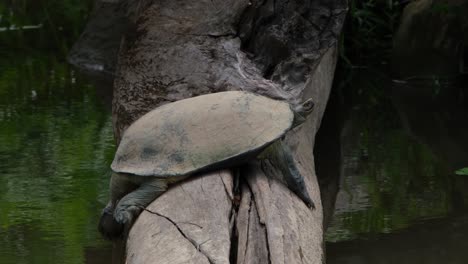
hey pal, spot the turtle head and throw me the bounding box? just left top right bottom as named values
left=292, top=98, right=315, bottom=127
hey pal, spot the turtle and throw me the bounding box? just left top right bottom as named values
left=98, top=91, right=315, bottom=239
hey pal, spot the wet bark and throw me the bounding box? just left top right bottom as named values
left=72, top=0, right=346, bottom=263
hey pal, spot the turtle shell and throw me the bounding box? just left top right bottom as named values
left=111, top=91, right=294, bottom=177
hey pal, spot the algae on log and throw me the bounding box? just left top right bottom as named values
left=72, top=0, right=346, bottom=263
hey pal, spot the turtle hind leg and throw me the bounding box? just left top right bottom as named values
left=262, top=141, right=315, bottom=209
left=281, top=144, right=315, bottom=209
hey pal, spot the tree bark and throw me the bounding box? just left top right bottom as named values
left=72, top=0, right=346, bottom=263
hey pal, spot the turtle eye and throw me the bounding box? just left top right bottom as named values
left=302, top=99, right=314, bottom=112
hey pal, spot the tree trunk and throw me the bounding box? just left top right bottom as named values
left=72, top=0, right=346, bottom=263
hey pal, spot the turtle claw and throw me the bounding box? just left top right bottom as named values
left=114, top=205, right=141, bottom=224
left=114, top=209, right=132, bottom=225
left=98, top=208, right=124, bottom=240
left=304, top=198, right=315, bottom=210
left=294, top=188, right=315, bottom=210
left=98, top=205, right=139, bottom=240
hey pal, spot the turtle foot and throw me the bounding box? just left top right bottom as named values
left=114, top=205, right=141, bottom=225
left=98, top=207, right=124, bottom=240
left=98, top=205, right=141, bottom=240
left=291, top=186, right=315, bottom=210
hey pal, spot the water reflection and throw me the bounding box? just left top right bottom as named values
left=0, top=24, right=43, bottom=32
left=323, top=69, right=468, bottom=262
left=0, top=53, right=114, bottom=263
left=328, top=215, right=468, bottom=264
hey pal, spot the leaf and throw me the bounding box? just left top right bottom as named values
left=455, top=168, right=468, bottom=176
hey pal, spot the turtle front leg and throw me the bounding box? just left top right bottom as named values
left=99, top=172, right=138, bottom=240
left=112, top=177, right=173, bottom=237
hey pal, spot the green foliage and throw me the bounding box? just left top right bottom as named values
left=0, top=0, right=93, bottom=54
left=429, top=2, right=468, bottom=16
left=340, top=0, right=404, bottom=67
left=431, top=3, right=451, bottom=14
left=456, top=168, right=468, bottom=176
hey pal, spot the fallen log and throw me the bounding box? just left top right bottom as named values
left=125, top=46, right=338, bottom=264
left=71, top=0, right=346, bottom=263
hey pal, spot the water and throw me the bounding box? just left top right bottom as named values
left=2, top=2, right=468, bottom=263
left=327, top=216, right=468, bottom=264
left=320, top=69, right=468, bottom=263
left=0, top=2, right=114, bottom=263
left=0, top=52, right=115, bottom=263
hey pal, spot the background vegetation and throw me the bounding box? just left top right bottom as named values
left=339, top=0, right=405, bottom=68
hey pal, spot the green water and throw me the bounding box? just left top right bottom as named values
left=0, top=54, right=115, bottom=264
left=0, top=1, right=114, bottom=263
left=324, top=70, right=468, bottom=263
left=2, top=1, right=468, bottom=263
